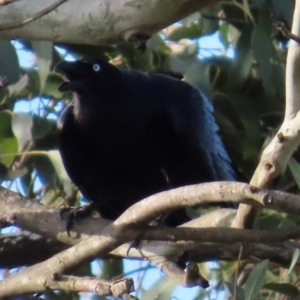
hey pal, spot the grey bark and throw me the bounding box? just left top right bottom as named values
left=0, top=0, right=220, bottom=44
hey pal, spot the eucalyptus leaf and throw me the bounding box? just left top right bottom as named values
left=168, top=23, right=203, bottom=42
left=0, top=111, right=13, bottom=140
left=8, top=74, right=29, bottom=96
left=32, top=41, right=53, bottom=94
left=48, top=150, right=73, bottom=197
left=225, top=281, right=245, bottom=299
left=11, top=113, right=33, bottom=152
left=252, top=10, right=278, bottom=96
left=1, top=137, right=18, bottom=166
left=0, top=40, right=20, bottom=85
left=288, top=158, right=300, bottom=190
left=32, top=115, right=56, bottom=140
left=263, top=282, right=299, bottom=296
left=244, top=260, right=268, bottom=300
left=286, top=249, right=300, bottom=278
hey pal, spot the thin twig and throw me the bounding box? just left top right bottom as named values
left=0, top=0, right=67, bottom=31
left=234, top=245, right=243, bottom=300
left=274, top=21, right=300, bottom=44
left=201, top=13, right=248, bottom=25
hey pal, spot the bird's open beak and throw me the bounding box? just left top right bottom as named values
left=55, top=61, right=84, bottom=92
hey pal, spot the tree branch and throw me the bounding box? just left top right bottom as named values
left=2, top=181, right=300, bottom=296
left=50, top=274, right=135, bottom=298
left=187, top=242, right=300, bottom=269
left=0, top=0, right=67, bottom=31
left=2, top=231, right=299, bottom=273
left=232, top=0, right=300, bottom=229
left=0, top=231, right=67, bottom=268
left=0, top=0, right=220, bottom=44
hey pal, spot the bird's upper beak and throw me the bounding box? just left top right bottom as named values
left=55, top=61, right=86, bottom=92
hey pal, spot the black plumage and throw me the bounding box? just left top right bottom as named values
left=56, top=58, right=235, bottom=226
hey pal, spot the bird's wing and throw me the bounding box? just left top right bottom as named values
left=195, top=89, right=236, bottom=181
left=162, top=81, right=235, bottom=181
left=122, top=70, right=235, bottom=181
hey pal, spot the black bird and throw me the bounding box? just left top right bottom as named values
left=56, top=58, right=235, bottom=227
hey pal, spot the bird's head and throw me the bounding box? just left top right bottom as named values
left=55, top=58, right=120, bottom=92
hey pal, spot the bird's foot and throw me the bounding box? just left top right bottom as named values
left=60, top=203, right=95, bottom=236
left=127, top=219, right=165, bottom=257
left=149, top=214, right=167, bottom=227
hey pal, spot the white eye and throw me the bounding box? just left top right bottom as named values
left=93, top=63, right=101, bottom=72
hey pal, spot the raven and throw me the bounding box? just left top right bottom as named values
left=56, top=58, right=235, bottom=227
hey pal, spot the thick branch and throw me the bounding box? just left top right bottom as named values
left=285, top=1, right=300, bottom=116
left=2, top=182, right=300, bottom=246
left=2, top=232, right=300, bottom=273
left=0, top=232, right=67, bottom=268
left=0, top=0, right=220, bottom=44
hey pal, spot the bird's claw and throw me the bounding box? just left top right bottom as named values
left=59, top=203, right=95, bottom=236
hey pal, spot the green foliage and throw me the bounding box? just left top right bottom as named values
left=288, top=158, right=300, bottom=190
left=100, top=258, right=124, bottom=280
left=244, top=260, right=268, bottom=299
left=0, top=40, right=20, bottom=85
left=263, top=282, right=299, bottom=297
